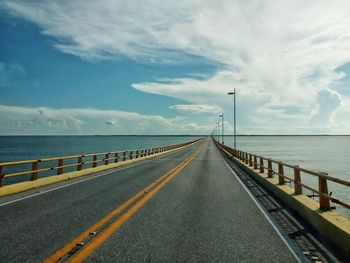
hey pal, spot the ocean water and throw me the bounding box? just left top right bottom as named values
left=0, top=136, right=203, bottom=163
left=221, top=135, right=350, bottom=218
left=0, top=135, right=349, bottom=218
left=0, top=136, right=202, bottom=186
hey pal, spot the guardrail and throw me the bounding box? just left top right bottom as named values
left=213, top=138, right=350, bottom=211
left=0, top=139, right=200, bottom=187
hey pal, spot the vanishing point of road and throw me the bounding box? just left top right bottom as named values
left=0, top=138, right=298, bottom=262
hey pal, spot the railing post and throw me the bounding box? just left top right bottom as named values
left=259, top=157, right=264, bottom=173
left=253, top=155, right=258, bottom=169
left=77, top=155, right=83, bottom=171
left=31, top=161, right=38, bottom=181
left=245, top=153, right=249, bottom=164
left=319, top=175, right=330, bottom=210
left=105, top=153, right=109, bottom=165
left=0, top=164, right=3, bottom=187
left=268, top=159, right=273, bottom=178
left=136, top=150, right=139, bottom=158
left=123, top=151, right=126, bottom=161
left=278, top=162, right=285, bottom=185
left=57, top=158, right=64, bottom=175
left=114, top=153, right=118, bottom=163
left=92, top=155, right=97, bottom=168
left=294, top=165, right=302, bottom=194
left=130, top=151, right=133, bottom=160
left=249, top=154, right=253, bottom=166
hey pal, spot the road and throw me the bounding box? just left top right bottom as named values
left=0, top=138, right=298, bottom=262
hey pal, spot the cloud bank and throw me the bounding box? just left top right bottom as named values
left=2, top=0, right=350, bottom=134
left=0, top=104, right=213, bottom=135
left=169, top=104, right=222, bottom=114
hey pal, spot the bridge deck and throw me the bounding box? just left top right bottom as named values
left=0, top=138, right=297, bottom=262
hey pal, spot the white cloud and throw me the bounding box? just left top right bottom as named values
left=106, top=119, right=119, bottom=126
left=0, top=104, right=211, bottom=135
left=311, top=89, right=342, bottom=125
left=169, top=104, right=222, bottom=114
left=3, top=0, right=350, bottom=133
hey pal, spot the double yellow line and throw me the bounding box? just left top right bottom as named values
left=44, top=143, right=203, bottom=263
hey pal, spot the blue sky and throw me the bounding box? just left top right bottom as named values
left=1, top=0, right=350, bottom=135
left=0, top=14, right=217, bottom=114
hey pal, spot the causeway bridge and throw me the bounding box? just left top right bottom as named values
left=0, top=138, right=349, bottom=262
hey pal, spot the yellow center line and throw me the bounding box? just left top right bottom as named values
left=44, top=142, right=204, bottom=263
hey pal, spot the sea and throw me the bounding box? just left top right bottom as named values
left=223, top=135, right=350, bottom=218
left=0, top=135, right=349, bottom=218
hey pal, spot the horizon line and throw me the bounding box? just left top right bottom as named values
left=0, top=134, right=349, bottom=136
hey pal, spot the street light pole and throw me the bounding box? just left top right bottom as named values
left=216, top=122, right=220, bottom=142
left=219, top=113, right=224, bottom=144
left=228, top=89, right=236, bottom=149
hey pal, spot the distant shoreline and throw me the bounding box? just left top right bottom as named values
left=0, top=134, right=349, bottom=137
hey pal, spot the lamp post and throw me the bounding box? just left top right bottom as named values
left=216, top=122, right=220, bottom=142
left=228, top=89, right=236, bottom=149
left=219, top=113, right=224, bottom=144
left=210, top=126, right=215, bottom=137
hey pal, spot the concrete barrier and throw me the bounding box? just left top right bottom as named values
left=0, top=140, right=201, bottom=197
left=217, top=144, right=350, bottom=254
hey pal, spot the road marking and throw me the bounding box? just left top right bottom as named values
left=44, top=143, right=203, bottom=263
left=223, top=160, right=302, bottom=263
left=0, top=145, right=195, bottom=208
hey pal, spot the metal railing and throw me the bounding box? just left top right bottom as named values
left=0, top=139, right=201, bottom=187
left=214, top=139, right=350, bottom=211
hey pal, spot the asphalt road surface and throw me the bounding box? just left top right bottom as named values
left=0, top=138, right=298, bottom=262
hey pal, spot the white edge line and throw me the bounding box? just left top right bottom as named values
left=0, top=145, right=192, bottom=208
left=223, top=160, right=302, bottom=263
left=0, top=160, right=151, bottom=207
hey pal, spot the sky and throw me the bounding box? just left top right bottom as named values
left=1, top=0, right=350, bottom=135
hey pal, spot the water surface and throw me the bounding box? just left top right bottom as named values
left=222, top=135, right=350, bottom=217
left=1, top=135, right=349, bottom=218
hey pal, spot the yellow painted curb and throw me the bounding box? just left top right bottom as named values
left=0, top=141, right=201, bottom=198
left=218, top=145, right=350, bottom=254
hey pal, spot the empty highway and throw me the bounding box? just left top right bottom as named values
left=0, top=138, right=298, bottom=262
